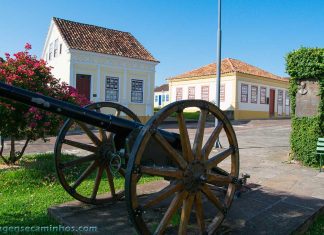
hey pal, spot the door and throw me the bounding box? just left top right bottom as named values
left=76, top=74, right=91, bottom=101
left=277, top=90, right=283, bottom=116
left=158, top=95, right=162, bottom=106
left=269, top=89, right=275, bottom=116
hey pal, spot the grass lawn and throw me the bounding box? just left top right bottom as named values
left=0, top=153, right=159, bottom=233
left=305, top=214, right=324, bottom=235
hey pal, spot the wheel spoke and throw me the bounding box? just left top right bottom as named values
left=154, top=191, right=188, bottom=235
left=105, top=167, right=116, bottom=196
left=115, top=109, right=121, bottom=117
left=201, top=185, right=226, bottom=214
left=118, top=168, right=126, bottom=177
left=207, top=213, right=225, bottom=234
left=61, top=154, right=97, bottom=169
left=141, top=166, right=183, bottom=179
left=76, top=121, right=101, bottom=146
left=206, top=173, right=233, bottom=186
left=192, top=109, right=208, bottom=160
left=99, top=128, right=108, bottom=142
left=62, top=139, right=97, bottom=153
left=176, top=111, right=194, bottom=162
left=143, top=182, right=184, bottom=209
left=211, top=166, right=229, bottom=176
left=91, top=167, right=104, bottom=200
left=179, top=194, right=195, bottom=235
left=202, top=122, right=223, bottom=160
left=206, top=147, right=234, bottom=170
left=153, top=132, right=188, bottom=169
left=71, top=161, right=98, bottom=189
left=195, top=192, right=205, bottom=233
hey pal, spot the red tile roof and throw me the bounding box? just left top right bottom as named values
left=154, top=84, right=169, bottom=92
left=53, top=17, right=158, bottom=62
left=169, top=58, right=288, bottom=82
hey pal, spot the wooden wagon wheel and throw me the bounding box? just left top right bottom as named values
left=55, top=102, right=141, bottom=205
left=126, top=100, right=239, bottom=234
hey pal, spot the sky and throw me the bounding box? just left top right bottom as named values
left=0, top=0, right=323, bottom=86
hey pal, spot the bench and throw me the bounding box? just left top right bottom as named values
left=317, top=138, right=324, bottom=172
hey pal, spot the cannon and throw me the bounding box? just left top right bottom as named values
left=0, top=82, right=240, bottom=235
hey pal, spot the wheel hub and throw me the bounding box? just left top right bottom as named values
left=183, top=161, right=207, bottom=192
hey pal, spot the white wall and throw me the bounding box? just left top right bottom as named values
left=42, top=21, right=70, bottom=84
left=237, top=80, right=290, bottom=115
left=169, top=75, right=235, bottom=111
left=70, top=50, right=158, bottom=116
left=154, top=91, right=170, bottom=108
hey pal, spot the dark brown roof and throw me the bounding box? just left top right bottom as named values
left=154, top=84, right=169, bottom=92
left=53, top=17, right=158, bottom=62
left=169, top=58, right=287, bottom=82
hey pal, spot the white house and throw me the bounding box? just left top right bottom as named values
left=154, top=84, right=170, bottom=108
left=168, top=58, right=290, bottom=120
left=42, top=17, right=159, bottom=122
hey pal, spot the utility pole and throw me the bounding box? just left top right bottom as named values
left=215, top=0, right=222, bottom=148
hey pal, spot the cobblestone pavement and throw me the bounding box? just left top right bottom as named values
left=4, top=119, right=324, bottom=234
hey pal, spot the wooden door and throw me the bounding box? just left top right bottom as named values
left=277, top=90, right=283, bottom=116
left=269, top=89, right=275, bottom=116
left=76, top=74, right=91, bottom=101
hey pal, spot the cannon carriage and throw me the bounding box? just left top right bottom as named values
left=0, top=82, right=241, bottom=235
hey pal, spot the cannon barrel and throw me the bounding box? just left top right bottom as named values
left=0, top=82, right=179, bottom=144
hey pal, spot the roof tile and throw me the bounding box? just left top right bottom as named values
left=154, top=84, right=169, bottom=92
left=53, top=17, right=158, bottom=62
left=169, top=58, right=287, bottom=82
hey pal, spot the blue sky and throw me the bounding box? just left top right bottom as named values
left=0, top=0, right=323, bottom=85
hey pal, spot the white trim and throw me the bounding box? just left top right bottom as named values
left=71, top=61, right=155, bottom=73
left=70, top=62, right=75, bottom=87
left=70, top=48, right=159, bottom=66
left=96, top=65, right=101, bottom=102
left=146, top=73, right=152, bottom=115
left=123, top=65, right=128, bottom=107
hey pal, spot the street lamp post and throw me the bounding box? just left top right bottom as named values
left=215, top=0, right=222, bottom=148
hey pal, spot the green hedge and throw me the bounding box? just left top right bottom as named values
left=286, top=47, right=324, bottom=166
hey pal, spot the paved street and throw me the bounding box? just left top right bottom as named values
left=4, top=119, right=324, bottom=234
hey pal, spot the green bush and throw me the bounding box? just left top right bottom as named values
left=290, top=116, right=321, bottom=165
left=286, top=47, right=324, bottom=166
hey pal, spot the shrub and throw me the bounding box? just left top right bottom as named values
left=0, top=44, right=89, bottom=164
left=285, top=47, right=324, bottom=166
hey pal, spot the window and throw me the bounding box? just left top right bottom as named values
left=49, top=43, right=53, bottom=60
left=241, top=84, right=248, bottom=103
left=155, top=95, right=158, bottom=102
left=162, top=94, right=165, bottom=102
left=278, top=90, right=283, bottom=106
left=166, top=94, right=169, bottom=102
left=105, top=77, right=119, bottom=102
left=59, top=44, right=62, bottom=54
left=188, top=87, right=195, bottom=99
left=176, top=88, right=183, bottom=101
left=201, top=86, right=209, bottom=101
left=54, top=39, right=58, bottom=58
left=251, top=85, right=258, bottom=103
left=260, top=87, right=267, bottom=104
left=131, top=79, right=143, bottom=103
left=220, top=84, right=225, bottom=102
left=285, top=91, right=290, bottom=106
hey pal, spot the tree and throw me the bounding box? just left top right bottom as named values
left=0, top=44, right=89, bottom=164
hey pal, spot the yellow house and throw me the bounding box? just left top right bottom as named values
left=168, top=58, right=290, bottom=120
left=42, top=17, right=159, bottom=123
left=154, top=84, right=170, bottom=108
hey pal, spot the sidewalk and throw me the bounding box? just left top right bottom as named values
left=46, top=119, right=324, bottom=234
